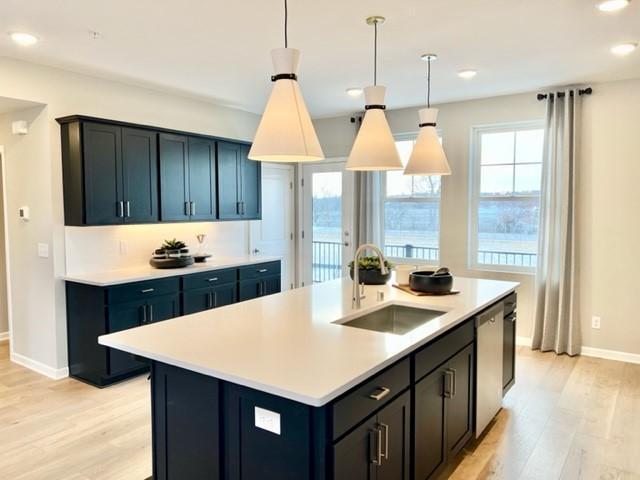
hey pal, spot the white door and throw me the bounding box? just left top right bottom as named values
left=300, top=160, right=354, bottom=286
left=250, top=164, right=295, bottom=291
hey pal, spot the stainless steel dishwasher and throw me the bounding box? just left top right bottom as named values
left=475, top=303, right=504, bottom=437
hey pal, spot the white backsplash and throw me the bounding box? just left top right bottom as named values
left=65, top=221, right=251, bottom=275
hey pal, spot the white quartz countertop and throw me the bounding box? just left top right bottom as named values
left=62, top=255, right=281, bottom=286
left=99, top=276, right=518, bottom=406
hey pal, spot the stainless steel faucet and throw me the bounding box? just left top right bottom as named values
left=352, top=243, right=388, bottom=309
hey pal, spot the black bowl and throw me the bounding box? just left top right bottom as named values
left=349, top=267, right=392, bottom=285
left=409, top=271, right=453, bottom=293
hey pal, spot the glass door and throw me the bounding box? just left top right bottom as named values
left=301, top=161, right=354, bottom=285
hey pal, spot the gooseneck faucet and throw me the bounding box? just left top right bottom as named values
left=352, top=243, right=388, bottom=309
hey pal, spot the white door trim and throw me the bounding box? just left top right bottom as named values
left=0, top=146, right=13, bottom=348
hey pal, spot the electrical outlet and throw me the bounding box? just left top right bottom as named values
left=119, top=240, right=128, bottom=255
left=592, top=316, right=601, bottom=329
left=254, top=406, right=281, bottom=435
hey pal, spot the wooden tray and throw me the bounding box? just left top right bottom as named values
left=392, top=284, right=460, bottom=296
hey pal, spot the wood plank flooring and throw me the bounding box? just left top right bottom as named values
left=1, top=342, right=639, bottom=479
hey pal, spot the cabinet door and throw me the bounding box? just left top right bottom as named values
left=122, top=128, right=158, bottom=223
left=82, top=122, right=123, bottom=225
left=376, top=391, right=411, bottom=480
left=446, top=344, right=474, bottom=457
left=211, top=283, right=237, bottom=308
left=188, top=137, right=217, bottom=221
left=183, top=287, right=211, bottom=315
left=238, top=279, right=261, bottom=302
left=106, top=300, right=147, bottom=375
left=147, top=293, right=181, bottom=323
left=262, top=275, right=281, bottom=297
left=503, top=313, right=516, bottom=394
left=217, top=141, right=242, bottom=220
left=333, top=416, right=378, bottom=480
left=240, top=145, right=261, bottom=219
left=414, top=366, right=447, bottom=480
left=159, top=133, right=190, bottom=222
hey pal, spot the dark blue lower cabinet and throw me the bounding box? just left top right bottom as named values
left=183, top=283, right=237, bottom=315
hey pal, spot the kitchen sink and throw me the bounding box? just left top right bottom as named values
left=337, top=305, right=446, bottom=335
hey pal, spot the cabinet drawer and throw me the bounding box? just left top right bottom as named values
left=503, top=292, right=517, bottom=316
left=107, top=277, right=180, bottom=304
left=332, top=358, right=410, bottom=440
left=414, top=320, right=474, bottom=382
left=182, top=268, right=236, bottom=291
left=238, top=261, right=281, bottom=280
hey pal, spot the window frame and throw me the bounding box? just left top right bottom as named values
left=381, top=131, right=443, bottom=267
left=468, top=121, right=544, bottom=275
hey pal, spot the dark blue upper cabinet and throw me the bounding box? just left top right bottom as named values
left=217, top=141, right=261, bottom=220
left=159, top=133, right=190, bottom=222
left=58, top=115, right=258, bottom=226
left=60, top=119, right=159, bottom=226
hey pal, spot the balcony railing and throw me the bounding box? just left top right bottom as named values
left=311, top=240, right=537, bottom=283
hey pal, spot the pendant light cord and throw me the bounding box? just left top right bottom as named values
left=373, top=21, right=378, bottom=85
left=284, top=0, right=288, bottom=48
left=427, top=58, right=431, bottom=108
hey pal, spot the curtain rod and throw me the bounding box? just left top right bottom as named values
left=537, top=87, right=592, bottom=101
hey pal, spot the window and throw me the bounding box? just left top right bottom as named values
left=470, top=123, right=544, bottom=272
left=383, top=136, right=441, bottom=263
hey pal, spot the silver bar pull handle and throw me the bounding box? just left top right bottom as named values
left=258, top=269, right=268, bottom=273
left=213, top=291, right=218, bottom=308
left=185, top=201, right=190, bottom=216
left=449, top=368, right=457, bottom=397
left=141, top=288, right=155, bottom=293
left=368, top=386, right=390, bottom=401
left=125, top=201, right=131, bottom=218
left=379, top=422, right=389, bottom=460
left=370, top=427, right=383, bottom=466
left=191, top=201, right=196, bottom=216
left=117, top=201, right=124, bottom=218
left=207, top=277, right=219, bottom=282
left=206, top=292, right=212, bottom=309
left=140, top=305, right=147, bottom=324
left=148, top=304, right=153, bottom=322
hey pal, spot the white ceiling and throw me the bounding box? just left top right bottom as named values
left=1, top=0, right=639, bottom=117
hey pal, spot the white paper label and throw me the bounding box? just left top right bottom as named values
left=254, top=406, right=281, bottom=435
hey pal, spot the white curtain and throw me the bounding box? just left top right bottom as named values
left=532, top=88, right=582, bottom=356
left=353, top=171, right=382, bottom=248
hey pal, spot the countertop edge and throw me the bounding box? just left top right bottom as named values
left=99, top=285, right=517, bottom=406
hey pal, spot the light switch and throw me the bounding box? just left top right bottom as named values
left=37, top=243, right=49, bottom=258
left=254, top=406, right=281, bottom=435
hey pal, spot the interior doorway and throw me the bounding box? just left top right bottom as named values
left=300, top=160, right=354, bottom=286
left=249, top=163, right=296, bottom=291
left=0, top=146, right=10, bottom=344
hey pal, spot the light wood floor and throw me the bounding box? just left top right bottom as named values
left=1, top=342, right=639, bottom=480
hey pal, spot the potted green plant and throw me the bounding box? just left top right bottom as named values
left=348, top=256, right=394, bottom=285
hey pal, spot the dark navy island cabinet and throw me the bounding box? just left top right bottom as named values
left=65, top=261, right=281, bottom=387
left=57, top=115, right=260, bottom=226
left=148, top=293, right=516, bottom=480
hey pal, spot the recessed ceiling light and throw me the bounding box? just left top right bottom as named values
left=597, top=0, right=630, bottom=12
left=346, top=88, right=363, bottom=97
left=458, top=69, right=478, bottom=79
left=611, top=42, right=638, bottom=56
left=9, top=31, right=39, bottom=46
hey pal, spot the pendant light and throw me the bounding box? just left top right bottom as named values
left=248, top=0, right=324, bottom=163
left=404, top=54, right=452, bottom=176
left=345, top=16, right=403, bottom=171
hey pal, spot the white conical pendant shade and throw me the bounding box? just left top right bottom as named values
left=249, top=48, right=324, bottom=163
left=404, top=108, right=451, bottom=176
left=345, top=86, right=403, bottom=171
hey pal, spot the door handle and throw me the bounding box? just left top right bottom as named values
left=448, top=368, right=457, bottom=397
left=370, top=427, right=383, bottom=466
left=368, top=386, right=390, bottom=401
left=236, top=201, right=241, bottom=215
left=117, top=201, right=124, bottom=218
left=444, top=370, right=454, bottom=398
left=207, top=277, right=219, bottom=282
left=125, top=201, right=131, bottom=218
left=148, top=304, right=154, bottom=322
left=206, top=292, right=212, bottom=309
left=213, top=290, right=218, bottom=308
left=190, top=201, right=196, bottom=216
left=185, top=201, right=190, bottom=216
left=141, top=288, right=155, bottom=294
left=140, top=305, right=147, bottom=324
left=263, top=280, right=267, bottom=296
left=252, top=248, right=260, bottom=254
left=258, top=269, right=268, bottom=273
left=379, top=422, right=389, bottom=461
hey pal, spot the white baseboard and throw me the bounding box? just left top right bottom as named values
left=580, top=346, right=640, bottom=365
left=10, top=351, right=69, bottom=380
left=0, top=331, right=8, bottom=343
left=516, top=336, right=640, bottom=365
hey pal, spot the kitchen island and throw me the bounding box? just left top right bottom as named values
left=100, top=276, right=518, bottom=480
